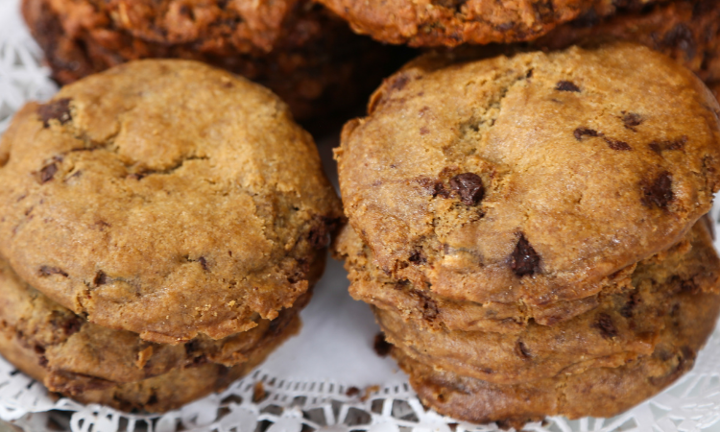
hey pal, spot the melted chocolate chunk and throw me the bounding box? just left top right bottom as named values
left=573, top=127, right=600, bottom=141
left=93, top=270, right=108, bottom=286
left=39, top=266, right=68, bottom=277
left=509, top=234, right=541, bottom=277
left=409, top=250, right=427, bottom=265
left=373, top=332, right=392, bottom=357
left=37, top=98, right=72, bottom=128
left=593, top=313, right=618, bottom=339
left=663, top=23, right=696, bottom=60
left=516, top=341, right=531, bottom=359
left=649, top=136, right=687, bottom=153
left=39, top=163, right=58, bottom=184
left=604, top=137, right=632, bottom=151
left=308, top=216, right=340, bottom=249
left=449, top=173, right=484, bottom=206
left=641, top=171, right=673, bottom=210
left=622, top=112, right=643, bottom=131
left=620, top=292, right=641, bottom=318
left=555, top=81, right=580, bottom=92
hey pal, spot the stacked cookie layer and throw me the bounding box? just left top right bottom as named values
left=0, top=59, right=342, bottom=411
left=335, top=43, right=720, bottom=426
left=21, top=0, right=409, bottom=122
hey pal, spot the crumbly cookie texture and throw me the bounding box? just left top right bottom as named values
left=388, top=219, right=720, bottom=427
left=336, top=42, right=720, bottom=310
left=376, top=221, right=719, bottom=385
left=0, top=256, right=302, bottom=412
left=0, top=60, right=342, bottom=343
left=21, top=0, right=406, bottom=121
left=316, top=0, right=656, bottom=47
left=336, top=217, right=718, bottom=333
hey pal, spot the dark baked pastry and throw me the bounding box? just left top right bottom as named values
left=0, top=59, right=342, bottom=343
left=0, top=258, right=303, bottom=412
left=21, top=0, right=408, bottom=121
left=315, top=0, right=658, bottom=47
left=531, top=0, right=720, bottom=85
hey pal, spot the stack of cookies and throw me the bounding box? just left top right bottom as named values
left=335, top=42, right=720, bottom=426
left=0, top=59, right=342, bottom=411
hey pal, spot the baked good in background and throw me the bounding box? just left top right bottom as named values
left=0, top=59, right=341, bottom=410
left=314, top=0, right=660, bottom=46
left=21, top=0, right=411, bottom=123
left=334, top=42, right=720, bottom=426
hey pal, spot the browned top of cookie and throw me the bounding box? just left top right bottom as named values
left=0, top=60, right=341, bottom=343
left=336, top=43, right=720, bottom=308
left=316, top=0, right=656, bottom=46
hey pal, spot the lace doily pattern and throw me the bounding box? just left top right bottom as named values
left=1, top=0, right=720, bottom=430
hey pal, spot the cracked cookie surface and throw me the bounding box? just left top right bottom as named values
left=335, top=42, right=720, bottom=311
left=0, top=59, right=342, bottom=343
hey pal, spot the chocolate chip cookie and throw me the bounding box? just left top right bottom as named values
left=0, top=257, right=302, bottom=412
left=336, top=42, right=720, bottom=313
left=21, top=0, right=408, bottom=122
left=0, top=59, right=342, bottom=344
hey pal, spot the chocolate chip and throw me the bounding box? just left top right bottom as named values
left=198, top=256, right=210, bottom=272
left=38, top=356, right=48, bottom=367
left=662, top=23, right=696, bottom=60
left=373, top=332, right=392, bottom=357
left=593, top=313, right=617, bottom=339
left=37, top=98, right=72, bottom=128
left=604, top=137, right=632, bottom=151
left=409, top=250, right=427, bottom=265
left=526, top=69, right=533, bottom=79
left=346, top=386, right=361, bottom=397
left=39, top=266, right=68, bottom=277
left=93, top=270, right=108, bottom=286
left=516, top=341, right=531, bottom=359
left=641, top=171, right=673, bottom=210
left=555, top=81, right=580, bottom=92
left=574, top=127, right=600, bottom=141
left=649, top=136, right=687, bottom=153
left=308, top=216, right=340, bottom=249
left=509, top=234, right=541, bottom=277
left=622, top=112, right=643, bottom=131
left=388, top=74, right=409, bottom=92
left=39, top=163, right=58, bottom=184
left=620, top=292, right=641, bottom=318
left=147, top=392, right=159, bottom=406
left=449, top=173, right=484, bottom=206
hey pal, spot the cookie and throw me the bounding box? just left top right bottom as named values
left=376, top=220, right=720, bottom=385
left=21, top=0, right=408, bottom=122
left=316, top=0, right=657, bottom=47
left=532, top=0, right=720, bottom=85
left=393, top=281, right=718, bottom=428
left=335, top=43, right=720, bottom=314
left=0, top=261, right=300, bottom=412
left=0, top=60, right=342, bottom=343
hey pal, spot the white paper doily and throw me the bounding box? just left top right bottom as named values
left=1, top=1, right=720, bottom=431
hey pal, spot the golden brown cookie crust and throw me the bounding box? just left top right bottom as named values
left=0, top=257, right=302, bottom=412
left=375, top=221, right=720, bottom=385
left=0, top=60, right=342, bottom=343
left=336, top=43, right=720, bottom=312
left=393, top=280, right=720, bottom=427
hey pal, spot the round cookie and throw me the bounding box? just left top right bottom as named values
left=376, top=220, right=720, bottom=385
left=0, top=60, right=342, bottom=343
left=336, top=42, right=720, bottom=313
left=21, top=0, right=407, bottom=122
left=315, top=0, right=657, bottom=47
